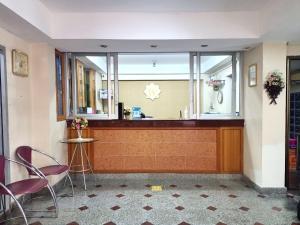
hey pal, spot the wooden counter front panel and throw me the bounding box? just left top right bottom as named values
left=220, top=127, right=243, bottom=173
left=92, top=129, right=218, bottom=172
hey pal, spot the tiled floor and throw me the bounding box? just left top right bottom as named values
left=6, top=174, right=300, bottom=225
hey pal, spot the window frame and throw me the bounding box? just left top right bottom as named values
left=65, top=51, right=243, bottom=120
left=68, top=53, right=118, bottom=119
left=55, top=49, right=66, bottom=121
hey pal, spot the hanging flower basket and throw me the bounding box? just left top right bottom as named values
left=264, top=71, right=285, bottom=105
left=206, top=79, right=225, bottom=91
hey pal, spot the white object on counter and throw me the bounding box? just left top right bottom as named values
left=184, top=106, right=189, bottom=119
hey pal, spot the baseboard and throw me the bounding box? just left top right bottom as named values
left=241, top=175, right=287, bottom=195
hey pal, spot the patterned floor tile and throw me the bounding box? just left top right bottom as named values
left=30, top=222, right=43, bottom=225
left=143, top=206, right=153, bottom=211
left=239, top=206, right=250, bottom=211
left=272, top=206, right=282, bottom=212
left=228, top=194, right=238, bottom=198
left=141, top=222, right=153, bottom=225
left=88, top=194, right=97, bottom=198
left=111, top=205, right=121, bottom=211
left=46, top=205, right=55, bottom=210
left=116, top=194, right=125, bottom=198
left=175, top=206, right=185, bottom=211
left=66, top=222, right=79, bottom=225
left=21, top=174, right=300, bottom=225
left=207, top=206, right=217, bottom=211
left=103, top=222, right=116, bottom=225
left=78, top=205, right=88, bottom=211
left=257, top=194, right=266, bottom=198
left=178, top=222, right=191, bottom=225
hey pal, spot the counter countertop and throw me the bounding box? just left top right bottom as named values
left=66, top=118, right=244, bottom=128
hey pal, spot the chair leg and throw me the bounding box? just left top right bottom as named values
left=61, top=172, right=74, bottom=197
left=0, top=195, right=5, bottom=216
left=46, top=184, right=58, bottom=218
left=7, top=195, right=28, bottom=225
left=67, top=172, right=75, bottom=197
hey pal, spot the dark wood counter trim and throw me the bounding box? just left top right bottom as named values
left=67, top=119, right=244, bottom=128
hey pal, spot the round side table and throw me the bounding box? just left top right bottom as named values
left=61, top=138, right=97, bottom=190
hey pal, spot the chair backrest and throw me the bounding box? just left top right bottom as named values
left=16, top=146, right=32, bottom=173
left=0, top=155, right=5, bottom=183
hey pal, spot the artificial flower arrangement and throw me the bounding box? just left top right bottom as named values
left=206, top=79, right=225, bottom=91
left=71, top=116, right=88, bottom=138
left=124, top=108, right=131, bottom=116
left=124, top=108, right=131, bottom=120
left=264, top=71, right=285, bottom=105
left=71, top=116, right=88, bottom=130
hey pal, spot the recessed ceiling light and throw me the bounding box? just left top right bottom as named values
left=150, top=45, right=158, bottom=48
left=201, top=44, right=208, bottom=47
left=100, top=44, right=108, bottom=48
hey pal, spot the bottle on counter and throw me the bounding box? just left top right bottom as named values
left=184, top=106, right=189, bottom=119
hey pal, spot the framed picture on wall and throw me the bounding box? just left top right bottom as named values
left=248, top=64, right=257, bottom=87
left=12, top=49, right=29, bottom=76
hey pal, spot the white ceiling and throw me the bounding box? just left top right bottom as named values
left=0, top=0, right=300, bottom=52
left=52, top=39, right=258, bottom=52
left=118, top=53, right=190, bottom=65
left=39, top=0, right=271, bottom=13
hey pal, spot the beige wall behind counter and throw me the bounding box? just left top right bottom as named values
left=119, top=80, right=189, bottom=119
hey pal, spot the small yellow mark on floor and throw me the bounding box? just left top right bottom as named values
left=151, top=185, right=162, bottom=192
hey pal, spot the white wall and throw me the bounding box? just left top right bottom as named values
left=243, top=44, right=263, bottom=186
left=0, top=27, right=67, bottom=184
left=287, top=43, right=300, bottom=56
left=0, top=26, right=32, bottom=182
left=261, top=43, right=287, bottom=188
left=30, top=43, right=67, bottom=184
left=244, top=43, right=287, bottom=188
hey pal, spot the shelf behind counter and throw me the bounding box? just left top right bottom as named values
left=66, top=119, right=244, bottom=174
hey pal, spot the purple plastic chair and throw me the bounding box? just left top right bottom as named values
left=16, top=146, right=74, bottom=197
left=0, top=155, right=57, bottom=225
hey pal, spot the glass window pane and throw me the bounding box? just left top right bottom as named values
left=55, top=50, right=66, bottom=121
left=110, top=55, right=115, bottom=115
left=55, top=54, right=64, bottom=115
left=118, top=53, right=190, bottom=120
left=200, top=55, right=233, bottom=115
left=67, top=57, right=73, bottom=116
left=75, top=55, right=108, bottom=116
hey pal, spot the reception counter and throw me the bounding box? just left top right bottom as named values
left=67, top=119, right=244, bottom=173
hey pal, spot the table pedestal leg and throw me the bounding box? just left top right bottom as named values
left=81, top=143, right=96, bottom=185
left=79, top=143, right=87, bottom=190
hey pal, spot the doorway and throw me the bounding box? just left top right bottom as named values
left=0, top=45, right=9, bottom=212
left=286, top=56, right=300, bottom=190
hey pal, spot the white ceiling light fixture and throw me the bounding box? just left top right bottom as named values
left=152, top=60, right=157, bottom=67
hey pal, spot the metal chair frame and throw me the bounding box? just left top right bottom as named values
left=17, top=148, right=74, bottom=198
left=0, top=158, right=58, bottom=225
